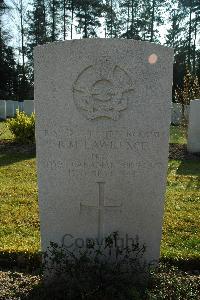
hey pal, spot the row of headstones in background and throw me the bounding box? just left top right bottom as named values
left=0, top=100, right=35, bottom=119
left=187, top=100, right=200, bottom=153
left=0, top=99, right=190, bottom=125
left=171, top=103, right=190, bottom=125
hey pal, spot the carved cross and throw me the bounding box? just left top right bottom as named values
left=80, top=181, right=122, bottom=241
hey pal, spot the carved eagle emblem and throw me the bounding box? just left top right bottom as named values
left=73, top=64, right=134, bottom=121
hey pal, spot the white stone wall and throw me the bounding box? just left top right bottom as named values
left=171, top=103, right=182, bottom=125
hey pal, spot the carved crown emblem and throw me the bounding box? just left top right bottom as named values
left=73, top=64, right=134, bottom=121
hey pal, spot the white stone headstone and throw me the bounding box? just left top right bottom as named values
left=34, top=39, right=173, bottom=264
left=13, top=101, right=19, bottom=115
left=187, top=100, right=200, bottom=153
left=0, top=100, right=6, bottom=120
left=6, top=100, right=15, bottom=117
left=171, top=102, right=182, bottom=125
left=19, top=101, right=24, bottom=112
left=184, top=104, right=190, bottom=122
left=23, top=100, right=35, bottom=115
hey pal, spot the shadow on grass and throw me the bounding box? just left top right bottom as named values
left=0, top=250, right=199, bottom=274
left=0, top=251, right=41, bottom=272
left=0, top=149, right=36, bottom=167
left=1, top=255, right=200, bottom=300
left=177, top=160, right=200, bottom=176
left=161, top=257, right=200, bottom=272
left=0, top=251, right=200, bottom=300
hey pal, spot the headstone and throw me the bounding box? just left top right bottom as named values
left=171, top=102, right=182, bottom=125
left=6, top=100, right=15, bottom=117
left=24, top=100, right=35, bottom=115
left=13, top=101, right=19, bottom=115
left=0, top=100, right=6, bottom=120
left=184, top=104, right=190, bottom=122
left=34, top=39, right=173, bottom=264
left=19, top=101, right=24, bottom=112
left=187, top=100, right=200, bottom=153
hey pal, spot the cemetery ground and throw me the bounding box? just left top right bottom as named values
left=0, top=121, right=200, bottom=299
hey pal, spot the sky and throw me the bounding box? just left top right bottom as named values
left=2, top=0, right=198, bottom=63
left=3, top=0, right=169, bottom=46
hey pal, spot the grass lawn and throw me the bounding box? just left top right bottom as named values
left=0, top=153, right=39, bottom=253
left=0, top=123, right=199, bottom=263
left=170, top=125, right=187, bottom=144
left=162, top=160, right=200, bottom=260
left=0, top=121, right=14, bottom=140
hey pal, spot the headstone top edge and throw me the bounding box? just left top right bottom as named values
left=190, top=99, right=200, bottom=103
left=33, top=38, right=174, bottom=55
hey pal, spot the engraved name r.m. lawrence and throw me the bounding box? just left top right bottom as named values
left=73, top=65, right=134, bottom=121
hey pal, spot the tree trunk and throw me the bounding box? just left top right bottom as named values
left=84, top=3, right=88, bottom=38
left=111, top=0, right=113, bottom=38
left=131, top=0, right=134, bottom=37
left=150, top=0, right=155, bottom=42
left=20, top=0, right=25, bottom=94
left=71, top=0, right=74, bottom=39
left=42, top=0, right=47, bottom=40
left=52, top=0, right=55, bottom=41
left=188, top=4, right=192, bottom=69
left=127, top=2, right=130, bottom=39
left=192, top=13, right=197, bottom=74
left=0, top=25, right=2, bottom=58
left=63, top=0, right=66, bottom=40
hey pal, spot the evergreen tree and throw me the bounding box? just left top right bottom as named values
left=119, top=0, right=142, bottom=39
left=26, top=0, right=48, bottom=86
left=75, top=0, right=102, bottom=38
left=47, top=0, right=61, bottom=41
left=165, top=9, right=185, bottom=54
left=0, top=0, right=18, bottom=99
left=103, top=0, right=121, bottom=38
left=140, top=0, right=166, bottom=42
left=165, top=7, right=188, bottom=79
left=10, top=0, right=31, bottom=99
left=62, top=0, right=71, bottom=39
left=60, top=0, right=75, bottom=39
left=26, top=0, right=47, bottom=60
left=178, top=0, right=200, bottom=72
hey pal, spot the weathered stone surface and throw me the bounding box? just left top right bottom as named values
left=187, top=100, right=200, bottom=153
left=34, top=39, right=173, bottom=264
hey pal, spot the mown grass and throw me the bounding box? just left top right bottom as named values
left=162, top=160, right=200, bottom=260
left=170, top=125, right=187, bottom=144
left=0, top=153, right=40, bottom=253
left=0, top=121, right=14, bottom=140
